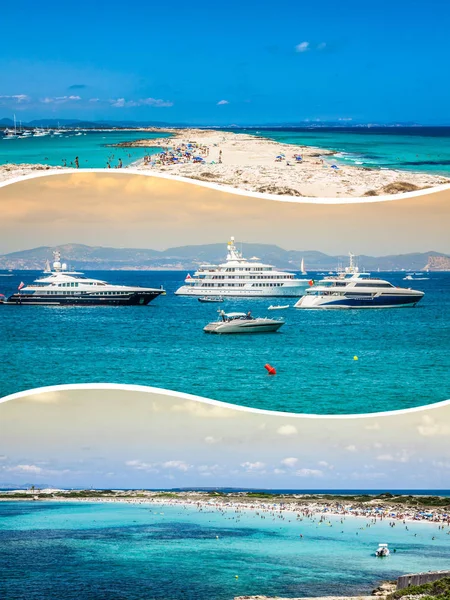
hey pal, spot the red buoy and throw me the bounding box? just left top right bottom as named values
left=264, top=364, right=276, bottom=375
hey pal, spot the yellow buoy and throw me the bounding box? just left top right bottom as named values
left=353, top=355, right=359, bottom=361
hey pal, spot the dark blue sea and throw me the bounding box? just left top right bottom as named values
left=0, top=270, right=449, bottom=414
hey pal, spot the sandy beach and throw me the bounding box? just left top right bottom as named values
left=124, top=129, right=450, bottom=198
left=3, top=490, right=449, bottom=525
left=0, top=129, right=449, bottom=198
left=0, top=162, right=65, bottom=183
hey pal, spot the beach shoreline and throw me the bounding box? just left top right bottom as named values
left=122, top=128, right=450, bottom=198
left=2, top=491, right=449, bottom=525
left=1, top=128, right=449, bottom=197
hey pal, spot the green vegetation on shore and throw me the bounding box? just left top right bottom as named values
left=389, top=577, right=450, bottom=600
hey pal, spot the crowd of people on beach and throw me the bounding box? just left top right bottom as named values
left=47, top=493, right=450, bottom=528
left=143, top=141, right=213, bottom=167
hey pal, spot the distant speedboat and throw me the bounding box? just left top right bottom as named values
left=198, top=296, right=224, bottom=303
left=176, top=237, right=309, bottom=298
left=295, top=253, right=424, bottom=309
left=204, top=311, right=284, bottom=334
left=404, top=274, right=429, bottom=281
left=268, top=304, right=289, bottom=310
left=375, top=544, right=390, bottom=557
left=2, top=250, right=165, bottom=306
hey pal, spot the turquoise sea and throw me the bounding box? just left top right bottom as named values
left=1, top=500, right=450, bottom=600
left=239, top=127, right=450, bottom=175
left=0, top=130, right=171, bottom=168
left=2, top=126, right=450, bottom=175
left=0, top=270, right=449, bottom=414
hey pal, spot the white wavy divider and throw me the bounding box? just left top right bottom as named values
left=0, top=382, right=449, bottom=420
left=1, top=168, right=449, bottom=205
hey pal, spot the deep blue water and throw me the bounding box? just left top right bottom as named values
left=0, top=270, right=449, bottom=414
left=0, top=130, right=171, bottom=168
left=237, top=127, right=450, bottom=175
left=1, top=501, right=450, bottom=600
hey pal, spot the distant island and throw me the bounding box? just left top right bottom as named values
left=0, top=243, right=449, bottom=271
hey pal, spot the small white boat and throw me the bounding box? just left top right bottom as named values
left=403, top=274, right=429, bottom=281
left=204, top=311, right=284, bottom=334
left=268, top=304, right=290, bottom=310
left=375, top=543, right=390, bottom=557
left=198, top=296, right=224, bottom=303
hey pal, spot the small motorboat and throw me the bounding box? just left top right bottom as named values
left=204, top=311, right=284, bottom=334
left=268, top=304, right=290, bottom=310
left=198, top=296, right=224, bottom=303
left=375, top=543, right=390, bottom=557
left=403, top=274, right=429, bottom=281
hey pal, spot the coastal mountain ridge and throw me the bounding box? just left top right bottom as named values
left=1, top=118, right=448, bottom=129
left=0, top=243, right=448, bottom=271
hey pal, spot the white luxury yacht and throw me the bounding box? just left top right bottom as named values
left=175, top=237, right=309, bottom=297
left=294, top=253, right=424, bottom=309
left=4, top=251, right=165, bottom=306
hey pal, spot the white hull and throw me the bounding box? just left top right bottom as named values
left=204, top=319, right=284, bottom=334
left=176, top=284, right=307, bottom=298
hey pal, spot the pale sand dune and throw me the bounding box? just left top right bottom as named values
left=127, top=129, right=450, bottom=198
left=0, top=163, right=64, bottom=183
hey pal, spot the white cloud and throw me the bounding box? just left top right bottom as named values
left=162, top=460, right=190, bottom=472
left=376, top=449, right=411, bottom=463
left=26, top=391, right=62, bottom=404
left=241, top=461, right=265, bottom=471
left=171, top=401, right=234, bottom=419
left=4, top=463, right=72, bottom=476
left=41, top=95, right=81, bottom=104
left=345, top=445, right=357, bottom=452
left=217, top=100, right=229, bottom=105
left=417, top=415, right=450, bottom=437
left=277, top=425, right=297, bottom=436
left=281, top=457, right=298, bottom=468
left=0, top=94, right=30, bottom=103
left=204, top=436, right=221, bottom=444
left=89, top=98, right=100, bottom=103
left=295, top=41, right=310, bottom=53
left=365, top=422, right=380, bottom=431
left=317, top=42, right=327, bottom=50
left=126, top=458, right=190, bottom=472
left=318, top=460, right=329, bottom=467
left=6, top=464, right=44, bottom=474
left=110, top=97, right=173, bottom=108
left=295, top=468, right=323, bottom=477
left=125, top=459, right=158, bottom=472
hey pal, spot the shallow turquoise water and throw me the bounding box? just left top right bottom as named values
left=0, top=271, right=449, bottom=414
left=240, top=127, right=450, bottom=175
left=1, top=501, right=449, bottom=600
left=0, top=130, right=171, bottom=168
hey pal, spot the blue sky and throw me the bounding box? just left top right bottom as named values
left=0, top=0, right=448, bottom=124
